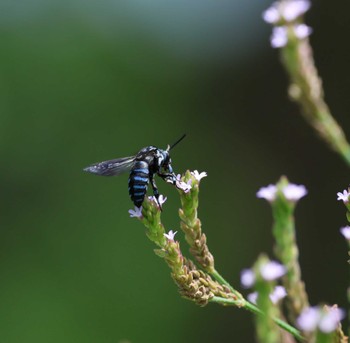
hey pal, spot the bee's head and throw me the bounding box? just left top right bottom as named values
left=155, top=149, right=172, bottom=174
left=160, top=149, right=170, bottom=166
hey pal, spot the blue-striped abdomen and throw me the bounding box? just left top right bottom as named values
left=128, top=161, right=149, bottom=207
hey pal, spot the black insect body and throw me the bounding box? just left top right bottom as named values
left=128, top=160, right=150, bottom=208
left=84, top=135, right=185, bottom=209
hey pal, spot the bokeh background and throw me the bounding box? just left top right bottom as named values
left=1, top=0, right=350, bottom=342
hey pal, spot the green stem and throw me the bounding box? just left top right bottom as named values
left=211, top=296, right=304, bottom=342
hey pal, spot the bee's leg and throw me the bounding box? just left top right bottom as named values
left=150, top=174, right=162, bottom=210
left=158, top=170, right=177, bottom=185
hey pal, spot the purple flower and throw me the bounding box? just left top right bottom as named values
left=240, top=269, right=255, bottom=288
left=282, top=183, right=308, bottom=201
left=191, top=170, right=207, bottom=182
left=128, top=206, right=143, bottom=218
left=263, top=0, right=311, bottom=24
left=271, top=26, right=288, bottom=48
left=247, top=286, right=286, bottom=305
left=337, top=189, right=350, bottom=203
left=294, top=24, right=312, bottom=39
left=297, top=306, right=345, bottom=333
left=164, top=230, right=177, bottom=241
left=270, top=25, right=312, bottom=49
left=260, top=261, right=286, bottom=281
left=319, top=307, right=345, bottom=333
left=340, top=226, right=350, bottom=240
left=296, top=307, right=321, bottom=332
left=269, top=285, right=287, bottom=304
left=172, top=174, right=192, bottom=193
left=175, top=180, right=192, bottom=193
left=282, top=0, right=311, bottom=22
left=247, top=292, right=258, bottom=304
left=262, top=5, right=280, bottom=24
left=257, top=184, right=277, bottom=201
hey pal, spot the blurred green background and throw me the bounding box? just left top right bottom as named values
left=1, top=0, right=350, bottom=342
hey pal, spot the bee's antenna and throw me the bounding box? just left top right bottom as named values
left=167, top=134, right=186, bottom=151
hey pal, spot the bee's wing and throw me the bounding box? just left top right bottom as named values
left=83, top=156, right=136, bottom=176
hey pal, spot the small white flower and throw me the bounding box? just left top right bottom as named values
left=260, top=261, right=286, bottom=281
left=294, top=24, right=312, bottom=39
left=340, top=226, right=350, bottom=240
left=282, top=183, right=308, bottom=201
left=257, top=184, right=277, bottom=201
left=176, top=180, right=192, bottom=193
left=148, top=194, right=167, bottom=207
left=164, top=230, right=177, bottom=241
left=319, top=307, right=345, bottom=333
left=191, top=170, right=207, bottom=182
left=337, top=189, right=350, bottom=203
left=247, top=292, right=258, bottom=305
left=282, top=0, right=311, bottom=22
left=169, top=175, right=192, bottom=193
left=271, top=26, right=288, bottom=48
left=240, top=269, right=255, bottom=288
left=128, top=206, right=143, bottom=218
left=297, top=307, right=321, bottom=332
left=269, top=286, right=287, bottom=304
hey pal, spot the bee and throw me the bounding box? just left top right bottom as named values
left=83, top=134, right=186, bottom=209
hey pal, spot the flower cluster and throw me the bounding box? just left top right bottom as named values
left=247, top=285, right=287, bottom=305
left=125, top=169, right=348, bottom=340
left=257, top=182, right=307, bottom=203
left=263, top=0, right=312, bottom=48
left=241, top=260, right=286, bottom=288
left=174, top=175, right=192, bottom=193
left=296, top=306, right=345, bottom=333
left=263, top=0, right=310, bottom=23
left=271, top=24, right=311, bottom=48
left=337, top=188, right=350, bottom=245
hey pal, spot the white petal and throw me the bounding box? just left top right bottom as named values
left=191, top=170, right=208, bottom=181
left=164, top=230, right=177, bottom=241
left=337, top=190, right=349, bottom=202
left=128, top=206, right=143, bottom=218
